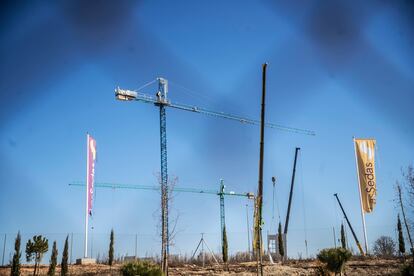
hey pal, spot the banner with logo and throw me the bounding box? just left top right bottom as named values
left=354, top=139, right=376, bottom=213
left=87, top=134, right=97, bottom=216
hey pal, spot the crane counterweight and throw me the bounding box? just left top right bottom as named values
left=115, top=87, right=138, bottom=101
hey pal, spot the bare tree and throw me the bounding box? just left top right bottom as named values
left=402, top=165, right=414, bottom=221
left=396, top=165, right=414, bottom=257
left=166, top=175, right=181, bottom=249
left=154, top=173, right=179, bottom=272
left=373, top=236, right=396, bottom=258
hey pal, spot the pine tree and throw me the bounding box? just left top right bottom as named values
left=222, top=225, right=228, bottom=263
left=60, top=236, right=68, bottom=276
left=47, top=241, right=58, bottom=276
left=108, top=229, right=114, bottom=266
left=10, top=231, right=21, bottom=276
left=398, top=214, right=406, bottom=256
left=341, top=223, right=346, bottom=249
left=26, top=235, right=48, bottom=276
left=278, top=222, right=284, bottom=259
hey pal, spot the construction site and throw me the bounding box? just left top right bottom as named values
left=1, top=1, right=414, bottom=275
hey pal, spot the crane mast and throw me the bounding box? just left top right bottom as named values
left=157, top=78, right=169, bottom=271
left=282, top=147, right=301, bottom=258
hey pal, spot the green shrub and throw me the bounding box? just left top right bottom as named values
left=317, top=247, right=352, bottom=275
left=278, top=222, right=284, bottom=259
left=47, top=241, right=58, bottom=276
left=121, top=260, right=163, bottom=276
left=222, top=225, right=228, bottom=263
left=61, top=235, right=69, bottom=276
left=401, top=263, right=414, bottom=276
left=108, top=229, right=114, bottom=266
left=11, top=232, right=21, bottom=276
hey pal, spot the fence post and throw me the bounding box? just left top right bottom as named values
left=1, top=234, right=6, bottom=266
left=135, top=234, right=138, bottom=259
left=70, top=233, right=73, bottom=264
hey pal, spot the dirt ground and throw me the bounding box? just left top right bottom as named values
left=0, top=258, right=407, bottom=275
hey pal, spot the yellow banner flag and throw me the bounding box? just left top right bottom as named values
left=354, top=139, right=377, bottom=213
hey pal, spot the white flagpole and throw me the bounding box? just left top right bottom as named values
left=353, top=137, right=369, bottom=255
left=84, top=133, right=89, bottom=258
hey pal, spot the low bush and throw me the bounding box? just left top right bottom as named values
left=121, top=260, right=163, bottom=276
left=317, top=247, right=352, bottom=275
left=401, top=262, right=414, bottom=276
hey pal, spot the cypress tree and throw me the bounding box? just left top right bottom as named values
left=10, top=231, right=21, bottom=276
left=398, top=214, right=406, bottom=256
left=341, top=223, right=346, bottom=249
left=47, top=241, right=58, bottom=276
left=222, top=225, right=228, bottom=263
left=108, top=229, right=114, bottom=266
left=60, top=236, right=68, bottom=276
left=278, top=222, right=284, bottom=259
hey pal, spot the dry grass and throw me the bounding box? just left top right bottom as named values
left=0, top=257, right=407, bottom=275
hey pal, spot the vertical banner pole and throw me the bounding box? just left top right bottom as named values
left=353, top=137, right=368, bottom=255
left=84, top=134, right=89, bottom=258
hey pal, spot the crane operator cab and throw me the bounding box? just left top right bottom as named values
left=156, top=77, right=169, bottom=105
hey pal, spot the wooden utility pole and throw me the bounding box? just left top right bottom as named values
left=256, top=63, right=267, bottom=276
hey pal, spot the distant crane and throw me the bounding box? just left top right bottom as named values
left=334, top=193, right=365, bottom=255
left=115, top=77, right=315, bottom=273
left=283, top=147, right=300, bottom=257
left=69, top=179, right=255, bottom=259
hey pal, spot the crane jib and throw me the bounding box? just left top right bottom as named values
left=116, top=86, right=315, bottom=136
left=69, top=182, right=254, bottom=198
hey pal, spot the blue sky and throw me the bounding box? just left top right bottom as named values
left=0, top=0, right=413, bottom=261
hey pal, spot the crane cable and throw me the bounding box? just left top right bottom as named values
left=130, top=79, right=315, bottom=136
left=134, top=79, right=157, bottom=92
left=169, top=81, right=218, bottom=107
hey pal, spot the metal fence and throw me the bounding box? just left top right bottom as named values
left=0, top=224, right=398, bottom=266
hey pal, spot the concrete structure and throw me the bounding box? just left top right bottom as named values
left=267, top=233, right=287, bottom=261
left=76, top=258, right=96, bottom=265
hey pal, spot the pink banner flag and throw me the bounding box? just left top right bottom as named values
left=87, top=135, right=97, bottom=216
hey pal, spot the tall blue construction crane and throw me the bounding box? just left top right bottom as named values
left=69, top=179, right=255, bottom=257
left=114, top=77, right=314, bottom=273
